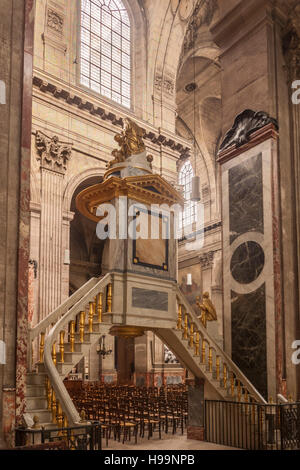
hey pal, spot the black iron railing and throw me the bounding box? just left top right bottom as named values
left=15, top=422, right=102, bottom=450
left=205, top=400, right=300, bottom=450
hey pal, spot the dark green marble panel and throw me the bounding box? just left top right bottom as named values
left=229, top=153, right=264, bottom=244
left=231, top=284, right=267, bottom=399
left=231, top=241, right=265, bottom=284
left=132, top=287, right=168, bottom=311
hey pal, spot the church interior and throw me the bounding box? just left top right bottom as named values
left=0, top=0, right=300, bottom=451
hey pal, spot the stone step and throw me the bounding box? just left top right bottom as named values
left=56, top=362, right=75, bottom=376
left=26, top=384, right=46, bottom=397
left=63, top=351, right=82, bottom=363
left=26, top=372, right=47, bottom=386
left=37, top=363, right=46, bottom=374
left=64, top=342, right=83, bottom=353
left=26, top=396, right=48, bottom=411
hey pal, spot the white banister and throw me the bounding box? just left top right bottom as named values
left=43, top=273, right=112, bottom=425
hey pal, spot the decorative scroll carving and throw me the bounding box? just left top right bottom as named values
left=47, top=9, right=64, bottom=34
left=219, top=110, right=278, bottom=153
left=35, top=131, right=72, bottom=174
left=107, top=118, right=146, bottom=168
left=199, top=251, right=214, bottom=269
left=183, top=0, right=218, bottom=53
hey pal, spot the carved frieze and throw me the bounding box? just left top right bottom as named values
left=47, top=8, right=64, bottom=34
left=35, top=131, right=72, bottom=174
left=154, top=74, right=175, bottom=96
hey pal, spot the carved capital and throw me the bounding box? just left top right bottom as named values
left=199, top=251, right=214, bottom=269
left=35, top=131, right=72, bottom=175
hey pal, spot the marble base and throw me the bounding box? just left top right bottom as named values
left=187, top=426, right=205, bottom=441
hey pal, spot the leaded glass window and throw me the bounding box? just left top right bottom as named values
left=178, top=160, right=197, bottom=228
left=80, top=0, right=131, bottom=108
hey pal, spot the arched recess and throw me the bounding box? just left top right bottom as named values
left=69, top=175, right=106, bottom=293
left=152, top=1, right=220, bottom=131
left=63, top=167, right=105, bottom=213
left=176, top=52, right=222, bottom=219
left=62, top=168, right=106, bottom=295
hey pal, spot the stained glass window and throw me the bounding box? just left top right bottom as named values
left=80, top=0, right=131, bottom=108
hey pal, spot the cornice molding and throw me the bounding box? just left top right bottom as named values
left=32, top=76, right=190, bottom=158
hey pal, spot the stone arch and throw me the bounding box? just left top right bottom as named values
left=63, top=167, right=105, bottom=213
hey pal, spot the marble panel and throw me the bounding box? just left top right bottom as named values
left=229, top=153, right=264, bottom=244
left=231, top=284, right=267, bottom=399
left=188, top=379, right=204, bottom=427
left=132, top=287, right=168, bottom=311
left=133, top=209, right=169, bottom=271
left=230, top=241, right=265, bottom=284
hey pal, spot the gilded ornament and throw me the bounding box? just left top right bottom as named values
left=196, top=292, right=217, bottom=328
left=107, top=118, right=146, bottom=169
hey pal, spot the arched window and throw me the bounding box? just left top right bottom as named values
left=178, top=160, right=197, bottom=229
left=80, top=0, right=131, bottom=108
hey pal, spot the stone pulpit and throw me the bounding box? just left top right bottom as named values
left=76, top=118, right=183, bottom=338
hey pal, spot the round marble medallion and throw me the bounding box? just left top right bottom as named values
left=230, top=241, right=265, bottom=285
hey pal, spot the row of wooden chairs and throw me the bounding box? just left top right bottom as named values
left=69, top=384, right=188, bottom=445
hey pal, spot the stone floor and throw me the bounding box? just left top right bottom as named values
left=104, top=432, right=238, bottom=451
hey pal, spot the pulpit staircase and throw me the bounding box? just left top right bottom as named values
left=26, top=273, right=266, bottom=430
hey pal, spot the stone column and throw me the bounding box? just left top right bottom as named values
left=282, top=13, right=300, bottom=399
left=61, top=210, right=74, bottom=301
left=283, top=14, right=300, bottom=317
left=35, top=131, right=72, bottom=321
left=211, top=0, right=299, bottom=399
left=218, top=118, right=281, bottom=401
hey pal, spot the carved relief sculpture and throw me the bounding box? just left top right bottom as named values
left=282, top=6, right=300, bottom=83
left=107, top=118, right=146, bottom=168
left=196, top=292, right=217, bottom=329
left=199, top=251, right=214, bottom=269
left=47, top=9, right=64, bottom=34
left=218, top=109, right=278, bottom=153
left=35, top=131, right=72, bottom=174
left=183, top=0, right=218, bottom=53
